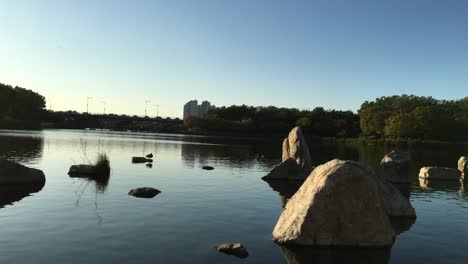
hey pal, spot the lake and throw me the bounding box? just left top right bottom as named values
left=0, top=129, right=467, bottom=264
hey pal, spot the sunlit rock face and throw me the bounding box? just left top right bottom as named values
left=263, top=127, right=313, bottom=181
left=378, top=150, right=410, bottom=183
left=282, top=127, right=313, bottom=174
left=419, top=166, right=462, bottom=180
left=458, top=156, right=467, bottom=175
left=0, top=159, right=45, bottom=184
left=273, top=159, right=395, bottom=247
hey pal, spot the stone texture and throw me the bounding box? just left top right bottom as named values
left=215, top=243, right=249, bottom=259
left=282, top=127, right=313, bottom=174
left=419, top=167, right=461, bottom=180
left=378, top=151, right=410, bottom=183
left=458, top=156, right=467, bottom=175
left=378, top=179, right=416, bottom=217
left=0, top=158, right=46, bottom=184
left=273, top=159, right=395, bottom=247
left=263, top=127, right=313, bottom=180
left=128, top=187, right=161, bottom=198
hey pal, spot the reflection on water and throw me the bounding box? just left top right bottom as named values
left=264, top=180, right=303, bottom=208
left=0, top=182, right=45, bottom=208
left=279, top=245, right=391, bottom=264
left=69, top=174, right=110, bottom=193
left=0, top=130, right=43, bottom=164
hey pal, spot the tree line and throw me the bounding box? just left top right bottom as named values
left=0, top=83, right=46, bottom=129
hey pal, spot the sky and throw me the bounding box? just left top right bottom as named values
left=1, top=0, right=467, bottom=118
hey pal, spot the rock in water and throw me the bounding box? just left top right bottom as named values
left=379, top=151, right=410, bottom=183
left=282, top=127, right=313, bottom=174
left=273, top=159, right=395, bottom=247
left=263, top=127, right=313, bottom=180
left=132, top=157, right=153, bottom=163
left=128, top=187, right=161, bottom=198
left=0, top=159, right=46, bottom=184
left=202, top=165, right=214, bottom=170
left=458, top=156, right=467, bottom=175
left=68, top=165, right=96, bottom=176
left=419, top=167, right=461, bottom=180
left=215, top=243, right=249, bottom=258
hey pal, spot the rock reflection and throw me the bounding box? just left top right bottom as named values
left=264, top=180, right=302, bottom=208
left=69, top=173, right=110, bottom=193
left=419, top=177, right=463, bottom=192
left=389, top=217, right=416, bottom=235
left=279, top=245, right=391, bottom=264
left=0, top=182, right=45, bottom=208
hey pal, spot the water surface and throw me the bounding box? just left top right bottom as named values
left=0, top=129, right=467, bottom=264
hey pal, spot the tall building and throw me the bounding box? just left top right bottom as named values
left=183, top=100, right=215, bottom=122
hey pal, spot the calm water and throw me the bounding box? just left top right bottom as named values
left=0, top=129, right=467, bottom=264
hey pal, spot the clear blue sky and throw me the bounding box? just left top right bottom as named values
left=1, top=0, right=467, bottom=118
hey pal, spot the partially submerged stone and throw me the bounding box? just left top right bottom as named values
left=68, top=164, right=96, bottom=176
left=128, top=187, right=161, bottom=198
left=0, top=159, right=46, bottom=184
left=458, top=156, right=467, bottom=175
left=132, top=157, right=153, bottom=163
left=215, top=243, right=249, bottom=259
left=378, top=151, right=410, bottom=183
left=273, top=160, right=395, bottom=247
left=202, top=165, right=214, bottom=170
left=419, top=167, right=461, bottom=180
left=263, top=127, right=313, bottom=181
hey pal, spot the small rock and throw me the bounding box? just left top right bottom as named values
left=262, top=158, right=306, bottom=181
left=132, top=157, right=153, bottom=163
left=128, top=187, right=161, bottom=198
left=68, top=164, right=96, bottom=176
left=419, top=167, right=461, bottom=180
left=215, top=243, right=249, bottom=259
left=202, top=165, right=214, bottom=170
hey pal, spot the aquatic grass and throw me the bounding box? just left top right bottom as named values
left=93, top=152, right=110, bottom=178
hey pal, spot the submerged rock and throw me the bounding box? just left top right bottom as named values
left=202, top=165, right=214, bottom=170
left=0, top=159, right=45, bottom=184
left=68, top=164, right=96, bottom=176
left=128, top=187, right=161, bottom=198
left=419, top=167, right=461, bottom=180
left=263, top=127, right=313, bottom=181
left=378, top=151, right=410, bottom=183
left=458, top=156, right=467, bottom=175
left=273, top=159, right=395, bottom=247
left=215, top=243, right=249, bottom=259
left=132, top=157, right=153, bottom=163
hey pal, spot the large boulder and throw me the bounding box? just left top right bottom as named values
left=419, top=167, right=461, bottom=180
left=263, top=127, right=313, bottom=180
left=378, top=178, right=416, bottom=217
left=378, top=151, right=410, bottom=183
left=0, top=159, right=46, bottom=184
left=458, top=156, right=467, bottom=175
left=282, top=127, right=313, bottom=173
left=273, top=159, right=395, bottom=247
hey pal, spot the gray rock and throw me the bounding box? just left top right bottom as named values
left=68, top=164, right=96, bottom=176
left=128, top=187, right=161, bottom=198
left=419, top=166, right=461, bottom=180
left=132, top=157, right=153, bottom=163
left=0, top=159, right=46, bottom=184
left=458, top=156, right=467, bottom=175
left=273, top=159, right=395, bottom=247
left=282, top=127, right=313, bottom=174
left=262, top=158, right=305, bottom=181
left=378, top=179, right=415, bottom=217
left=263, top=127, right=313, bottom=180
left=378, top=151, right=410, bottom=183
left=215, top=243, right=249, bottom=259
